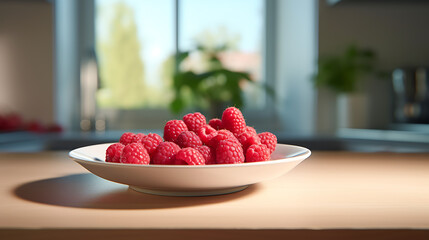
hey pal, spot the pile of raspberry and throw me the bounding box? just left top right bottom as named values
left=105, top=107, right=277, bottom=165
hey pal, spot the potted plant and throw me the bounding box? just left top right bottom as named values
left=313, top=45, right=378, bottom=129
left=314, top=45, right=376, bottom=93
left=170, top=44, right=273, bottom=117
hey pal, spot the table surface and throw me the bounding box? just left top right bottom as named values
left=1, top=151, right=429, bottom=238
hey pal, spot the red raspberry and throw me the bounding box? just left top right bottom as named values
left=258, top=132, right=277, bottom=155
left=0, top=113, right=22, bottom=131
left=141, top=133, right=163, bottom=156
left=131, top=133, right=146, bottom=143
left=105, top=143, right=125, bottom=163
left=221, top=107, right=246, bottom=135
left=152, top=142, right=181, bottom=165
left=183, top=112, right=206, bottom=133
left=216, top=139, right=245, bottom=164
left=208, top=118, right=222, bottom=130
left=245, top=126, right=257, bottom=135
left=47, top=123, right=63, bottom=133
left=233, top=126, right=257, bottom=139
left=174, top=148, right=205, bottom=165
left=196, top=145, right=216, bottom=165
left=119, top=132, right=136, bottom=145
left=175, top=130, right=202, bottom=148
left=197, top=124, right=217, bottom=145
left=26, top=121, right=45, bottom=133
left=208, top=129, right=240, bottom=149
left=120, top=143, right=150, bottom=165
left=163, top=120, right=188, bottom=142
left=246, top=144, right=270, bottom=163
left=237, top=130, right=261, bottom=153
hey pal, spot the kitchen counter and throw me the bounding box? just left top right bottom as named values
left=2, top=128, right=429, bottom=152
left=1, top=151, right=429, bottom=239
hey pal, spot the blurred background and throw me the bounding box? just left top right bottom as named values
left=1, top=0, right=429, bottom=152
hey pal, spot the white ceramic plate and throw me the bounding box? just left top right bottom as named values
left=69, top=143, right=311, bottom=196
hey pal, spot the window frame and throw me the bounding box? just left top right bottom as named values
left=57, top=0, right=279, bottom=131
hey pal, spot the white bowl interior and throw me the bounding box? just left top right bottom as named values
left=69, top=143, right=311, bottom=196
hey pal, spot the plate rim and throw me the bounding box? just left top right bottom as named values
left=69, top=143, right=311, bottom=169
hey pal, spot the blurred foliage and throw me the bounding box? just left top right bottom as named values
left=170, top=43, right=273, bottom=114
left=313, top=45, right=377, bottom=93
left=96, top=7, right=271, bottom=111
left=97, top=2, right=146, bottom=108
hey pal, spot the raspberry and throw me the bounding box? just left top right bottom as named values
left=216, top=139, right=245, bottom=164
left=26, top=121, right=45, bottom=133
left=237, top=131, right=261, bottom=153
left=105, top=143, right=125, bottom=163
left=245, top=126, right=257, bottom=135
left=196, top=145, right=216, bottom=165
left=120, top=143, right=150, bottom=165
left=175, top=130, right=202, bottom=148
left=208, top=118, right=222, bottom=130
left=174, top=148, right=205, bottom=165
left=183, top=112, right=206, bottom=133
left=131, top=133, right=146, bottom=143
left=163, top=120, right=188, bottom=142
left=221, top=107, right=246, bottom=135
left=208, top=129, right=240, bottom=149
left=197, top=124, right=217, bottom=145
left=233, top=126, right=257, bottom=139
left=246, top=144, right=270, bottom=162
left=119, top=132, right=136, bottom=145
left=141, top=133, right=163, bottom=156
left=152, top=142, right=181, bottom=165
left=258, top=132, right=277, bottom=155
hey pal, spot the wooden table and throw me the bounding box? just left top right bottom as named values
left=1, top=151, right=429, bottom=239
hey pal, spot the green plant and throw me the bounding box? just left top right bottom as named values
left=170, top=44, right=270, bottom=115
left=313, top=45, right=376, bottom=93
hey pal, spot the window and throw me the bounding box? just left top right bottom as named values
left=179, top=0, right=265, bottom=109
left=93, top=0, right=270, bottom=129
left=55, top=0, right=318, bottom=134
left=96, top=0, right=175, bottom=109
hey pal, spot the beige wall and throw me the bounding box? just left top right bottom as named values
left=319, top=1, right=429, bottom=68
left=317, top=1, right=429, bottom=133
left=0, top=2, right=54, bottom=124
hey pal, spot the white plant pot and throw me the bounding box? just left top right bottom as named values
left=337, top=93, right=369, bottom=129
